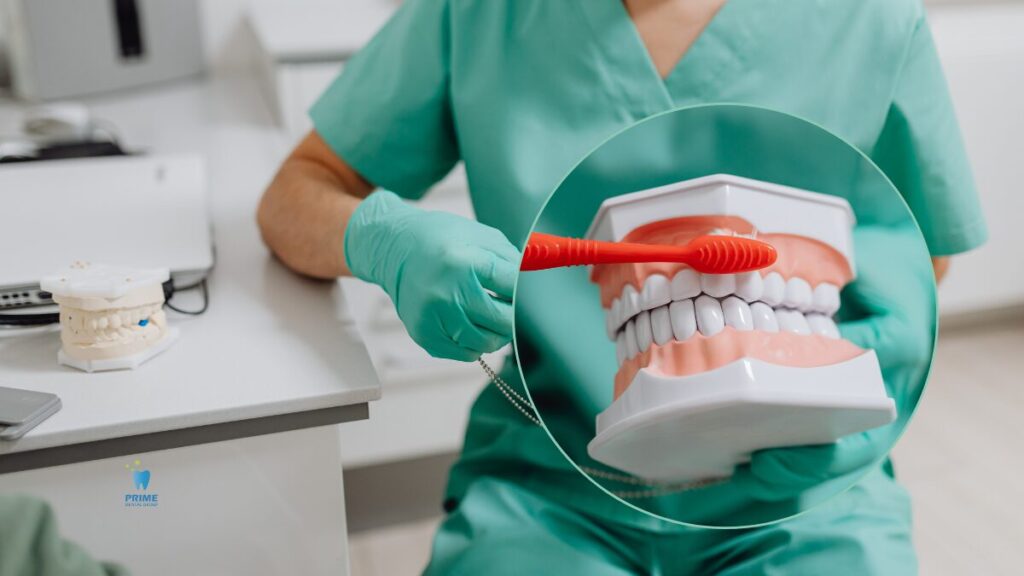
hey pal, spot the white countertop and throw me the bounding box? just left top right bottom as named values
left=0, top=74, right=381, bottom=460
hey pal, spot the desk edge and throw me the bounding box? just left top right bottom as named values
left=0, top=403, right=369, bottom=474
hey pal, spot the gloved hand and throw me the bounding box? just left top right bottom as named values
left=737, top=223, right=936, bottom=501
left=345, top=190, right=519, bottom=361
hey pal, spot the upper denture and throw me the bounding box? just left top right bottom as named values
left=594, top=216, right=858, bottom=398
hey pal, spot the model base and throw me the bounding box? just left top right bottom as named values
left=587, top=352, right=895, bottom=482
left=59, top=327, right=180, bottom=373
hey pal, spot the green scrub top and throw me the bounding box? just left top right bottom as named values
left=311, top=0, right=987, bottom=530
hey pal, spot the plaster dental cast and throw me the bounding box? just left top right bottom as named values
left=40, top=262, right=177, bottom=372
left=257, top=0, right=987, bottom=573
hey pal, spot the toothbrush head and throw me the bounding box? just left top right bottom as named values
left=685, top=235, right=778, bottom=274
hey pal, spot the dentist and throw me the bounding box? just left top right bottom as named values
left=258, top=0, right=986, bottom=573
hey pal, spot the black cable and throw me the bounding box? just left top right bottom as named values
left=163, top=277, right=209, bottom=316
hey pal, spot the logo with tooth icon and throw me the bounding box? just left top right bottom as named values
left=125, top=459, right=151, bottom=490
left=123, top=458, right=159, bottom=507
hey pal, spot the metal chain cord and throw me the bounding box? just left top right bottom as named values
left=478, top=358, right=727, bottom=498
left=478, top=357, right=541, bottom=425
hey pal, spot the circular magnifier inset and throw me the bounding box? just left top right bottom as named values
left=513, top=104, right=936, bottom=527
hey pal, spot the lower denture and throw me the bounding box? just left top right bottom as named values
left=613, top=328, right=864, bottom=399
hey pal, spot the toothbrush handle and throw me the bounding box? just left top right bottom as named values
left=521, top=233, right=697, bottom=271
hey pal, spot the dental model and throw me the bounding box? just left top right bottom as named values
left=585, top=174, right=896, bottom=482
left=40, top=262, right=178, bottom=372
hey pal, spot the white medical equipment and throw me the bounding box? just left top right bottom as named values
left=2, top=0, right=204, bottom=100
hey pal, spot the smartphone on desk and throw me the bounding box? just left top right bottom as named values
left=0, top=386, right=61, bottom=440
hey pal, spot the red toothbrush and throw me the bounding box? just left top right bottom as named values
left=521, top=232, right=777, bottom=273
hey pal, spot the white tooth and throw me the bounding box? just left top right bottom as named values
left=624, top=319, right=639, bottom=358
left=825, top=317, right=840, bottom=339
left=650, top=305, right=673, bottom=345
left=806, top=313, right=828, bottom=336
left=610, top=298, right=623, bottom=332
left=701, top=273, right=735, bottom=298
left=734, top=272, right=764, bottom=302
left=784, top=277, right=813, bottom=311
left=807, top=313, right=840, bottom=338
left=749, top=302, right=779, bottom=332
left=695, top=295, right=725, bottom=336
left=615, top=332, right=627, bottom=365
left=97, top=316, right=109, bottom=330
left=721, top=296, right=753, bottom=331
left=151, top=310, right=166, bottom=327
left=640, top=274, right=671, bottom=310
left=635, top=310, right=653, bottom=353
left=621, top=284, right=640, bottom=320
left=792, top=312, right=812, bottom=335
left=777, top=309, right=811, bottom=335
left=109, top=313, right=121, bottom=329
left=669, top=299, right=697, bottom=341
left=775, top=309, right=796, bottom=332
left=812, top=283, right=841, bottom=315
left=121, top=311, right=133, bottom=327
left=762, top=273, right=785, bottom=306
left=670, top=269, right=701, bottom=301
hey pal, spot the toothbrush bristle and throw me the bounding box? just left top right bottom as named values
left=690, top=235, right=777, bottom=274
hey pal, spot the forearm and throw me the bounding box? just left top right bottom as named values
left=932, top=256, right=950, bottom=284
left=257, top=132, right=374, bottom=279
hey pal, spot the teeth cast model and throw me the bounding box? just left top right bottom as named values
left=584, top=175, right=896, bottom=482
left=40, top=262, right=179, bottom=372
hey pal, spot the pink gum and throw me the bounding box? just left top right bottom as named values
left=591, top=216, right=853, bottom=308
left=614, top=328, right=865, bottom=399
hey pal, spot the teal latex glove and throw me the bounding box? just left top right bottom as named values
left=738, top=223, right=935, bottom=501
left=345, top=190, right=519, bottom=361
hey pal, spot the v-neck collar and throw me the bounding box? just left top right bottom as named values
left=576, top=0, right=741, bottom=117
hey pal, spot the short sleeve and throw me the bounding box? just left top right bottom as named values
left=309, top=0, right=458, bottom=199
left=871, top=17, right=988, bottom=256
